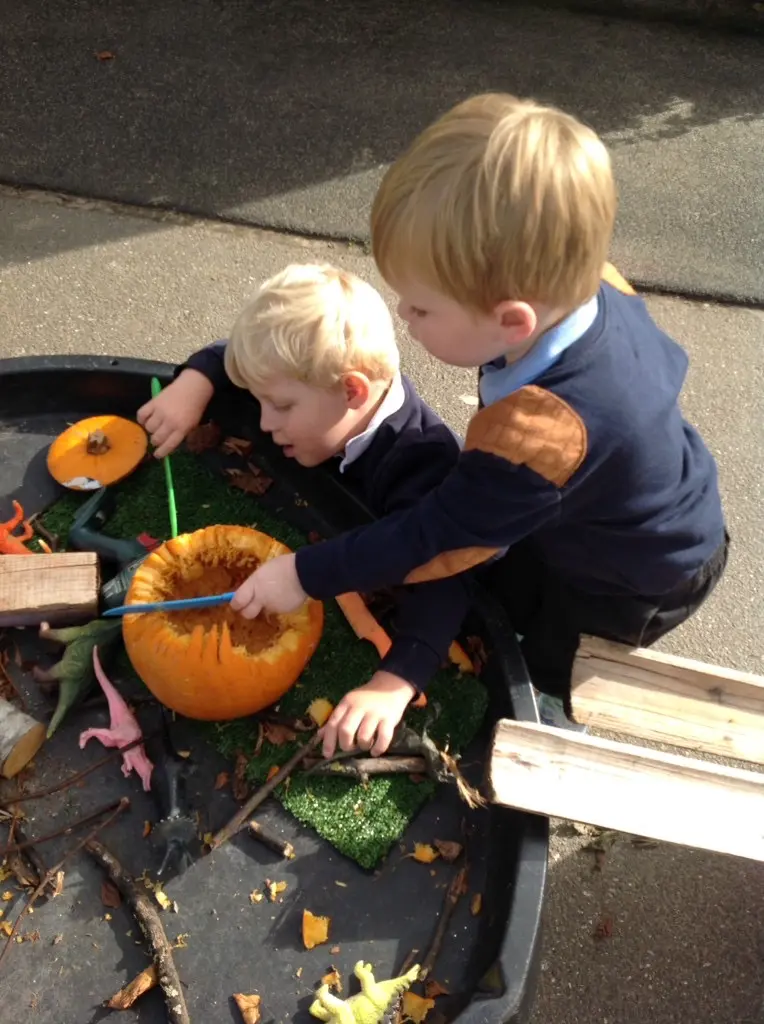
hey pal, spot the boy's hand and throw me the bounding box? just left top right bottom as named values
left=319, top=672, right=417, bottom=759
left=137, top=369, right=214, bottom=458
left=230, top=553, right=308, bottom=617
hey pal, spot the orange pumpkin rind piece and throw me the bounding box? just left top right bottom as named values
left=122, top=525, right=324, bottom=720
left=302, top=908, right=330, bottom=949
left=47, top=415, right=148, bottom=490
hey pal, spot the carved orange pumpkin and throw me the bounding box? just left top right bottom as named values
left=122, top=525, right=323, bottom=720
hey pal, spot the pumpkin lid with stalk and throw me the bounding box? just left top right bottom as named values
left=47, top=415, right=148, bottom=490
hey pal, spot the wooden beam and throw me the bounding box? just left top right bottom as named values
left=487, top=719, right=764, bottom=862
left=0, top=553, right=99, bottom=627
left=0, top=696, right=47, bottom=778
left=571, top=636, right=764, bottom=764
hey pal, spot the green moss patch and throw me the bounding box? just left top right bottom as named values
left=42, top=451, right=488, bottom=868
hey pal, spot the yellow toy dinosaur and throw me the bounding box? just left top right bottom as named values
left=309, top=961, right=420, bottom=1024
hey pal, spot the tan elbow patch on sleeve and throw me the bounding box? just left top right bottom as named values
left=465, top=386, right=587, bottom=487
left=404, top=545, right=502, bottom=584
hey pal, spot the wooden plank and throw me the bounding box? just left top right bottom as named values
left=0, top=696, right=47, bottom=777
left=0, top=553, right=100, bottom=626
left=487, top=719, right=764, bottom=862
left=571, top=636, right=764, bottom=764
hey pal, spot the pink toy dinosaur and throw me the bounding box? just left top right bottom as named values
left=79, top=647, right=154, bottom=791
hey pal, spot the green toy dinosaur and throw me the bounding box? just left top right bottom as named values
left=309, top=961, right=420, bottom=1024
left=33, top=618, right=124, bottom=737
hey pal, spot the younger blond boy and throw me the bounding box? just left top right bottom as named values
left=231, top=94, right=728, bottom=748
left=138, top=263, right=471, bottom=756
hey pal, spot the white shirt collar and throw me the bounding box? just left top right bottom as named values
left=338, top=372, right=406, bottom=473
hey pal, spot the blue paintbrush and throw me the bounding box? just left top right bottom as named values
left=102, top=592, right=235, bottom=617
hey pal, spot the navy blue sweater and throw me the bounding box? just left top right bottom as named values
left=296, top=283, right=726, bottom=602
left=180, top=342, right=470, bottom=691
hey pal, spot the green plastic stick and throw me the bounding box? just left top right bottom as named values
left=150, top=377, right=179, bottom=538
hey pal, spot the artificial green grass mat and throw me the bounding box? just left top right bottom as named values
left=42, top=451, right=488, bottom=869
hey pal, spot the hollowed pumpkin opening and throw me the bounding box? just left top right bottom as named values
left=123, top=525, right=324, bottom=720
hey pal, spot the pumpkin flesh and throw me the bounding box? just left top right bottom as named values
left=123, top=526, right=323, bottom=720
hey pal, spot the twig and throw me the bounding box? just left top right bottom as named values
left=86, top=838, right=190, bottom=1024
left=0, top=652, right=29, bottom=712
left=248, top=820, right=295, bottom=860
left=0, top=797, right=129, bottom=973
left=397, top=947, right=420, bottom=976
left=0, top=799, right=125, bottom=858
left=1, top=731, right=158, bottom=808
left=210, top=733, right=321, bottom=850
left=420, top=866, right=468, bottom=981
left=302, top=755, right=427, bottom=780
left=1, top=814, right=49, bottom=892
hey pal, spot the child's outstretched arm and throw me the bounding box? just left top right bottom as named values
left=137, top=368, right=214, bottom=458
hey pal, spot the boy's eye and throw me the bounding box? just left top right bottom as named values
left=411, top=306, right=428, bottom=318
left=273, top=404, right=292, bottom=413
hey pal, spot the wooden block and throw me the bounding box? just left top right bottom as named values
left=0, top=697, right=47, bottom=778
left=487, top=719, right=764, bottom=862
left=571, top=636, right=764, bottom=764
left=0, top=553, right=99, bottom=627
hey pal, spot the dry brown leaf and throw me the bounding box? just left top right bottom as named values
left=411, top=843, right=439, bottom=864
left=95, top=50, right=116, bottom=61
left=233, top=992, right=261, bottom=1024
left=593, top=915, right=614, bottom=941
left=221, top=436, right=253, bottom=457
left=433, top=840, right=462, bottom=863
left=232, top=754, right=249, bottom=802
left=424, top=979, right=449, bottom=998
left=266, top=880, right=287, bottom=902
left=52, top=933, right=63, bottom=945
left=2, top=890, right=14, bottom=901
left=307, top=698, right=334, bottom=728
left=402, top=991, right=436, bottom=1022
left=253, top=722, right=264, bottom=758
left=321, top=968, right=342, bottom=993
left=330, top=945, right=341, bottom=954
left=465, top=635, right=488, bottom=674
left=185, top=421, right=222, bottom=453
left=263, top=721, right=297, bottom=747
left=225, top=463, right=273, bottom=496
left=174, top=933, right=189, bottom=948
left=107, top=965, right=159, bottom=1009
left=26, top=929, right=40, bottom=943
left=470, top=893, right=482, bottom=916
left=101, top=879, right=121, bottom=909
left=142, top=821, right=152, bottom=839
left=214, top=771, right=231, bottom=791
left=302, top=909, right=330, bottom=950
left=0, top=922, right=12, bottom=936
left=50, top=870, right=65, bottom=898
left=307, top=531, right=323, bottom=544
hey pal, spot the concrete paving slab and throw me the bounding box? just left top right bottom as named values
left=1, top=189, right=763, bottom=1022
left=0, top=0, right=762, bottom=301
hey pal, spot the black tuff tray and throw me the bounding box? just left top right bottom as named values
left=0, top=355, right=548, bottom=1024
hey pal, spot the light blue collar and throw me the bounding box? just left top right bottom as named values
left=478, top=293, right=599, bottom=407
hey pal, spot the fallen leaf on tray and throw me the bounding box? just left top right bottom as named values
left=266, top=765, right=280, bottom=781
left=153, top=887, right=172, bottom=911
left=177, top=750, right=191, bottom=759
left=202, top=832, right=214, bottom=848
left=593, top=915, right=614, bottom=941
left=221, top=436, right=253, bottom=457
left=142, top=821, right=152, bottom=839
left=174, top=933, right=189, bottom=949
left=26, top=929, right=40, bottom=943
left=307, top=531, right=323, bottom=544
left=232, top=754, right=249, bottom=801
left=307, top=698, right=334, bottom=728
left=1, top=891, right=14, bottom=901
left=95, top=50, right=116, bottom=61
left=433, top=840, right=462, bottom=862
left=266, top=880, right=287, bottom=902
left=410, top=843, right=439, bottom=864
left=107, top=965, right=158, bottom=1009
left=233, top=992, right=261, bottom=1024
left=263, top=721, right=297, bottom=746
left=321, top=967, right=342, bottom=992
left=225, top=463, right=273, bottom=496
left=330, top=945, right=340, bottom=954
left=50, top=870, right=65, bottom=898
left=101, top=879, right=121, bottom=908
left=402, top=991, right=436, bottom=1022
left=424, top=979, right=449, bottom=998
left=470, top=893, right=482, bottom=916
left=185, top=421, right=222, bottom=453
left=249, top=890, right=264, bottom=904
left=302, top=909, right=330, bottom=950
left=1, top=922, right=13, bottom=936
left=52, top=934, right=63, bottom=945
left=0, top=867, right=12, bottom=883
left=214, top=771, right=231, bottom=791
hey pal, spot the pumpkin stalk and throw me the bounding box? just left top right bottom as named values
left=86, top=429, right=112, bottom=455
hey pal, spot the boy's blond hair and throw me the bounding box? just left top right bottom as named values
left=371, top=93, right=616, bottom=313
left=224, top=264, right=399, bottom=390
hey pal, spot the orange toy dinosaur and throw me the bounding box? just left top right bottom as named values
left=0, top=500, right=49, bottom=555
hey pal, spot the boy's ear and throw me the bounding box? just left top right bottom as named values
left=342, top=371, right=372, bottom=409
left=493, top=300, right=538, bottom=347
